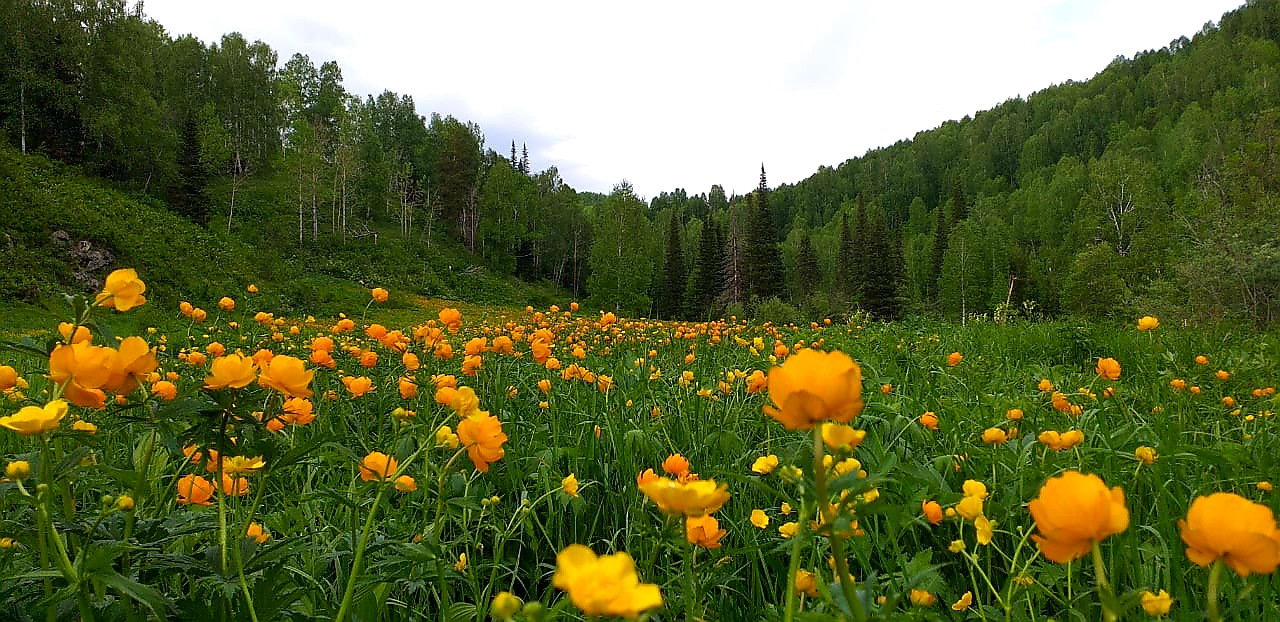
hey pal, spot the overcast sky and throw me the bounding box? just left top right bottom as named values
left=140, top=0, right=1244, bottom=199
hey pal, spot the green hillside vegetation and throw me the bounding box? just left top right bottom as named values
left=2, top=1, right=1279, bottom=326
left=0, top=147, right=560, bottom=332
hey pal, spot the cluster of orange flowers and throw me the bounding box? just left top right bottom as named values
left=637, top=454, right=730, bottom=549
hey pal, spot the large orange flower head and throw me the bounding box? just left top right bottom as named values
left=359, top=451, right=398, bottom=482
left=96, top=268, right=147, bottom=311
left=48, top=341, right=114, bottom=409
left=685, top=514, right=726, bottom=549
left=1095, top=357, right=1121, bottom=381
left=205, top=353, right=258, bottom=390
left=638, top=477, right=730, bottom=517
left=104, top=336, right=157, bottom=395
left=257, top=355, right=314, bottom=398
left=552, top=545, right=662, bottom=619
left=457, top=411, right=507, bottom=472
left=763, top=348, right=863, bottom=430
left=176, top=474, right=215, bottom=506
left=438, top=307, right=462, bottom=333
left=1179, top=492, right=1280, bottom=577
left=1028, top=470, right=1128, bottom=563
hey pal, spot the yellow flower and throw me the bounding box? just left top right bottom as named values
left=685, top=514, right=726, bottom=549
left=794, top=569, right=819, bottom=597
left=910, top=589, right=937, bottom=606
left=1135, top=446, right=1157, bottom=465
left=205, top=354, right=258, bottom=390
left=435, top=425, right=460, bottom=449
left=1137, top=316, right=1159, bottom=331
left=72, top=420, right=98, bottom=434
left=490, top=591, right=520, bottom=619
left=245, top=522, right=270, bottom=544
left=981, top=427, right=1007, bottom=445
left=750, top=509, right=769, bottom=529
left=1179, top=492, right=1280, bottom=576
left=115, top=495, right=134, bottom=511
left=394, top=475, right=417, bottom=492
left=780, top=502, right=793, bottom=515
left=763, top=348, right=864, bottom=430
left=454, top=553, right=468, bottom=572
left=821, top=423, right=867, bottom=451
left=562, top=473, right=580, bottom=498
left=638, top=477, right=729, bottom=517
left=951, top=591, right=973, bottom=611
left=0, top=400, right=68, bottom=435
left=1029, top=471, right=1129, bottom=563
left=948, top=539, right=966, bottom=553
left=962, top=480, right=988, bottom=500
left=1140, top=589, right=1172, bottom=616
left=955, top=496, right=984, bottom=521
left=257, top=355, right=314, bottom=398
left=96, top=268, right=147, bottom=311
left=975, top=515, right=994, bottom=545
left=221, top=455, right=265, bottom=476
left=1259, top=481, right=1273, bottom=492
left=778, top=522, right=799, bottom=539
left=751, top=455, right=779, bottom=475
left=552, top=545, right=662, bottom=619
left=5, top=460, right=31, bottom=480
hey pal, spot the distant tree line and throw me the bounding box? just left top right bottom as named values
left=2, top=0, right=1279, bottom=325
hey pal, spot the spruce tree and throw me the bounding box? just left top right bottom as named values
left=510, top=140, right=518, bottom=167
left=851, top=193, right=868, bottom=301
left=659, top=211, right=685, bottom=318
left=747, top=165, right=784, bottom=301
left=694, top=219, right=723, bottom=318
left=173, top=115, right=209, bottom=224
left=519, top=143, right=530, bottom=174
left=931, top=205, right=949, bottom=302
left=837, top=212, right=853, bottom=296
left=862, top=213, right=904, bottom=319
left=795, top=229, right=820, bottom=295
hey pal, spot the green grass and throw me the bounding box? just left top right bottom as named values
left=1, top=288, right=1279, bottom=620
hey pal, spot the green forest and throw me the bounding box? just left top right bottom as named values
left=2, top=0, right=1279, bottom=326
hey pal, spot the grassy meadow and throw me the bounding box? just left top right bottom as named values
left=2, top=272, right=1279, bottom=621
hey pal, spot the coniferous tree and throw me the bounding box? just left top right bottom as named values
left=510, top=140, right=518, bottom=167
left=746, top=165, right=784, bottom=301
left=795, top=229, right=820, bottom=295
left=931, top=205, right=949, bottom=301
left=837, top=212, right=853, bottom=296
left=721, top=206, right=747, bottom=307
left=851, top=192, right=868, bottom=300
left=862, top=214, right=903, bottom=319
left=659, top=210, right=685, bottom=318
left=693, top=219, right=723, bottom=318
left=950, top=179, right=968, bottom=225
left=519, top=142, right=530, bottom=174
left=172, top=114, right=209, bottom=224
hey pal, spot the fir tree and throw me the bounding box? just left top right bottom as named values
left=659, top=211, right=685, bottom=318
left=851, top=192, right=868, bottom=301
left=510, top=140, right=518, bottom=168
left=861, top=216, right=904, bottom=320
left=519, top=143, right=530, bottom=174
left=837, top=212, right=853, bottom=296
left=721, top=206, right=746, bottom=307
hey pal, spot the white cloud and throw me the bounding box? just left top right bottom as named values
left=141, top=0, right=1244, bottom=199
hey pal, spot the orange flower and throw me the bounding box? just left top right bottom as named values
left=402, top=352, right=420, bottom=371
left=461, top=355, right=483, bottom=376
left=96, top=268, right=147, bottom=311
left=981, top=428, right=1008, bottom=445
left=176, top=474, right=215, bottom=506
left=257, top=355, right=314, bottom=398
left=218, top=297, right=235, bottom=311
left=552, top=545, right=662, bottom=619
left=1180, top=492, right=1280, bottom=577
left=947, top=352, right=963, bottom=367
left=1095, top=357, right=1121, bottom=381
left=922, top=500, right=943, bottom=526
left=342, top=376, right=374, bottom=398
left=662, top=454, right=690, bottom=477
left=359, top=451, right=398, bottom=482
left=919, top=411, right=939, bottom=430
left=151, top=380, right=178, bottom=401
left=457, top=411, right=507, bottom=472
left=636, top=468, right=660, bottom=487
left=398, top=376, right=417, bottom=399
left=371, top=287, right=389, bottom=303
left=763, top=348, right=863, bottom=430
left=438, top=307, right=462, bottom=332
left=104, top=336, right=157, bottom=395
left=1028, top=471, right=1128, bottom=563
left=394, top=475, right=417, bottom=492
left=685, top=514, right=726, bottom=549
left=58, top=322, right=92, bottom=344
left=1136, top=316, right=1159, bottom=331
left=48, top=342, right=113, bottom=409
left=205, top=353, right=258, bottom=390
left=359, top=350, right=378, bottom=368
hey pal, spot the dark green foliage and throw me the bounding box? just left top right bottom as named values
left=658, top=210, right=685, bottom=319
left=745, top=167, right=784, bottom=302
left=795, top=229, right=819, bottom=295
left=171, top=115, right=209, bottom=224
left=691, top=219, right=724, bottom=319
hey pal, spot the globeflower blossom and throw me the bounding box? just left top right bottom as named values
left=1028, top=471, right=1128, bottom=563
left=1179, top=492, right=1280, bottom=577
left=552, top=545, right=661, bottom=619
left=95, top=268, right=147, bottom=311
left=763, top=348, right=863, bottom=430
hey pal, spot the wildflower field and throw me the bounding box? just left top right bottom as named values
left=2, top=271, right=1279, bottom=622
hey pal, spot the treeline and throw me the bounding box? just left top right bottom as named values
left=3, top=1, right=1279, bottom=325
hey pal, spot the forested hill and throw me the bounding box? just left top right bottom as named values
left=2, top=1, right=1278, bottom=326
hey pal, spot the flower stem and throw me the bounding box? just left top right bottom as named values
left=334, top=484, right=389, bottom=621
left=1206, top=558, right=1224, bottom=622
left=781, top=499, right=811, bottom=622
left=812, top=428, right=866, bottom=622
left=1090, top=542, right=1117, bottom=622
